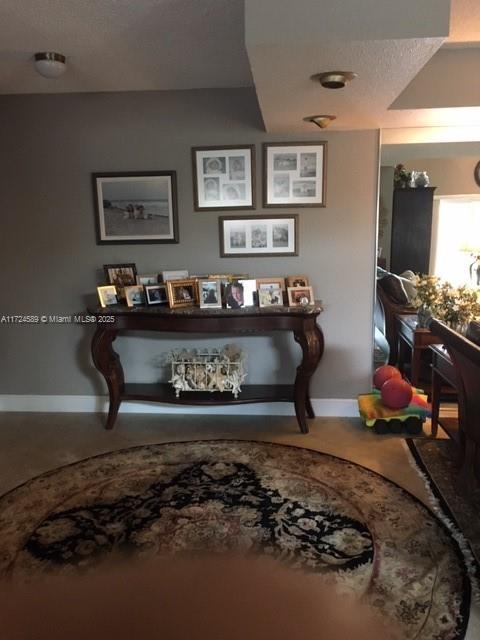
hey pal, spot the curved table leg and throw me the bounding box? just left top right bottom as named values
left=91, top=327, right=124, bottom=430
left=294, top=321, right=324, bottom=433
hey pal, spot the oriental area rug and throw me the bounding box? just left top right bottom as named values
left=407, top=437, right=480, bottom=571
left=0, top=440, right=471, bottom=639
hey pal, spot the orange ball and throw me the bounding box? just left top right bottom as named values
left=381, top=378, right=413, bottom=409
left=373, top=365, right=402, bottom=390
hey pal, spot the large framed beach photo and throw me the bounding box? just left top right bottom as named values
left=219, top=215, right=298, bottom=258
left=192, top=145, right=255, bottom=210
left=263, top=142, right=327, bottom=207
left=93, top=171, right=179, bottom=244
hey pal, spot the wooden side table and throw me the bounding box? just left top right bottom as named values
left=396, top=314, right=441, bottom=388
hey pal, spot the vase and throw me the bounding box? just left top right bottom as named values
left=415, top=171, right=430, bottom=187
left=417, top=305, right=432, bottom=328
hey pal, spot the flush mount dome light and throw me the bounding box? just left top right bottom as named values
left=303, top=115, right=336, bottom=129
left=34, top=52, right=67, bottom=79
left=311, top=71, right=357, bottom=89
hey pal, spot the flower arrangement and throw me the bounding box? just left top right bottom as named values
left=393, top=164, right=411, bottom=189
left=412, top=274, right=480, bottom=331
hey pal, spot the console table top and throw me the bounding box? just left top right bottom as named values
left=88, top=301, right=324, bottom=319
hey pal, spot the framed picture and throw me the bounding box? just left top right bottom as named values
left=224, top=281, right=245, bottom=309
left=124, top=285, right=146, bottom=307
left=166, top=278, right=198, bottom=308
left=263, top=142, right=327, bottom=207
left=145, top=284, right=167, bottom=305
left=198, top=279, right=222, bottom=309
left=219, top=215, right=298, bottom=258
left=258, top=286, right=284, bottom=307
left=238, top=279, right=257, bottom=306
left=104, top=263, right=137, bottom=299
left=287, top=286, right=315, bottom=307
left=286, top=275, right=309, bottom=288
left=92, top=171, right=179, bottom=244
left=192, top=145, right=255, bottom=210
left=136, top=274, right=159, bottom=286
left=162, top=269, right=189, bottom=282
left=256, top=277, right=286, bottom=292
left=97, top=285, right=118, bottom=308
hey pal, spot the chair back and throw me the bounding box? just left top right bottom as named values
left=430, top=319, right=480, bottom=446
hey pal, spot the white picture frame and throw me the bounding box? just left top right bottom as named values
left=219, top=215, right=298, bottom=257
left=263, top=142, right=327, bottom=207
left=145, top=284, right=167, bottom=305
left=192, top=146, right=255, bottom=210
left=162, top=270, right=189, bottom=282
left=198, top=279, right=222, bottom=309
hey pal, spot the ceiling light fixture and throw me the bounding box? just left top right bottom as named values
left=303, top=115, right=336, bottom=129
left=311, top=71, right=357, bottom=89
left=34, top=52, right=67, bottom=79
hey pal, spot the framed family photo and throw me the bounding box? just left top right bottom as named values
left=93, top=171, right=179, bottom=244
left=263, top=142, right=327, bottom=207
left=104, top=263, right=137, bottom=299
left=198, top=279, right=222, bottom=309
left=145, top=284, right=168, bottom=305
left=219, top=215, right=298, bottom=258
left=166, top=278, right=198, bottom=308
left=192, top=145, right=255, bottom=210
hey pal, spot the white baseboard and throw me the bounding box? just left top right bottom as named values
left=0, top=395, right=358, bottom=417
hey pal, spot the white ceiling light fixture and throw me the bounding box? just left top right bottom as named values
left=34, top=52, right=67, bottom=79
left=311, top=71, right=357, bottom=89
left=303, top=115, right=336, bottom=129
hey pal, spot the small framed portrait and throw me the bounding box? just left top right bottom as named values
left=238, top=279, right=257, bottom=307
left=124, top=285, right=146, bottom=307
left=263, top=142, right=327, bottom=207
left=219, top=215, right=298, bottom=257
left=192, top=145, right=256, bottom=210
left=145, top=284, right=167, bottom=305
left=286, top=275, right=310, bottom=288
left=97, top=285, right=118, bottom=308
left=162, top=269, right=189, bottom=282
left=104, top=263, right=137, bottom=299
left=198, top=279, right=222, bottom=309
left=92, top=171, right=179, bottom=244
left=224, top=281, right=244, bottom=309
left=136, top=274, right=159, bottom=286
left=166, top=278, right=198, bottom=308
left=256, top=277, right=286, bottom=292
left=258, top=286, right=284, bottom=307
left=287, top=286, right=315, bottom=307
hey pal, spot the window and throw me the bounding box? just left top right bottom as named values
left=431, top=196, right=480, bottom=286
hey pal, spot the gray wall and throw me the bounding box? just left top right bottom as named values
left=0, top=88, right=378, bottom=400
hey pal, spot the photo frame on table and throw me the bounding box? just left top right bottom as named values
left=256, top=277, right=286, bottom=292
left=124, top=285, right=146, bottom=307
left=258, top=286, right=284, bottom=307
left=192, top=145, right=255, bottom=210
left=263, top=142, right=327, bottom=207
left=145, top=284, right=167, bottom=305
left=97, top=285, right=118, bottom=308
left=136, top=274, right=159, bottom=286
left=287, top=286, right=315, bottom=307
left=104, top=263, right=137, bottom=299
left=219, top=215, right=298, bottom=258
left=286, top=275, right=309, bottom=288
left=92, top=171, right=179, bottom=244
left=198, top=279, right=222, bottom=309
left=166, top=278, right=198, bottom=308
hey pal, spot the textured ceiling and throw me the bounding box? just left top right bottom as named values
left=1, top=0, right=480, bottom=132
left=0, top=0, right=252, bottom=94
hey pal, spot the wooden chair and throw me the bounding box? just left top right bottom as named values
left=430, top=319, right=480, bottom=493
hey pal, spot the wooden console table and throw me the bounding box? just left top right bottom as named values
left=88, top=303, right=324, bottom=433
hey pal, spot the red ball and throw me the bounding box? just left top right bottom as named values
left=381, top=378, right=413, bottom=409
left=373, top=365, right=402, bottom=390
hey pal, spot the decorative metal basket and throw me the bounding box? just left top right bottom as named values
left=168, top=344, right=246, bottom=398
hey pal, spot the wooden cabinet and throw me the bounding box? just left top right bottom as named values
left=390, top=187, right=436, bottom=275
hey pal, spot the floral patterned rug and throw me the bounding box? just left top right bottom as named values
left=0, top=440, right=471, bottom=639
